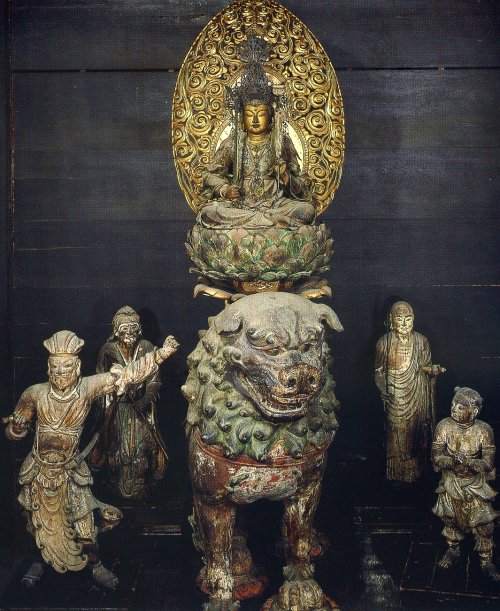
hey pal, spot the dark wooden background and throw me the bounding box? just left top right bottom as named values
left=1, top=0, right=499, bottom=594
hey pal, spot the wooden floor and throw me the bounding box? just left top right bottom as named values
left=353, top=506, right=500, bottom=611
left=1, top=502, right=499, bottom=611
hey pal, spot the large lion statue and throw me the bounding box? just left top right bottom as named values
left=182, top=292, right=343, bottom=611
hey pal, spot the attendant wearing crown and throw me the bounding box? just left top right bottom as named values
left=198, top=36, right=316, bottom=229
left=4, top=330, right=179, bottom=589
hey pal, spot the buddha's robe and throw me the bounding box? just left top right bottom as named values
left=198, top=131, right=316, bottom=229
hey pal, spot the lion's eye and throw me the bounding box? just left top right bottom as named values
left=299, top=343, right=313, bottom=353
left=266, top=347, right=281, bottom=356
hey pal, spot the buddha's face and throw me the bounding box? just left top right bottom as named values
left=390, top=306, right=414, bottom=337
left=242, top=103, right=271, bottom=136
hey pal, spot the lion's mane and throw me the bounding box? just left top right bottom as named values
left=182, top=319, right=340, bottom=462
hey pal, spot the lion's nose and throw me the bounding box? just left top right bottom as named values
left=279, top=364, right=321, bottom=394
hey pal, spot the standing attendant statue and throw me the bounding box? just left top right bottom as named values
left=90, top=306, right=169, bottom=499
left=432, top=387, right=499, bottom=581
left=375, top=301, right=445, bottom=483
left=3, top=330, right=179, bottom=589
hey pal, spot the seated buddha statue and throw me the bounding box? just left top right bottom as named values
left=197, top=42, right=316, bottom=229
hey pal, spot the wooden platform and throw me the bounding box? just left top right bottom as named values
left=0, top=535, right=206, bottom=611
left=401, top=535, right=500, bottom=608
left=1, top=504, right=499, bottom=610
left=353, top=506, right=500, bottom=611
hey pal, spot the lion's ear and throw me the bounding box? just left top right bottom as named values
left=214, top=308, right=243, bottom=336
left=315, top=304, right=344, bottom=333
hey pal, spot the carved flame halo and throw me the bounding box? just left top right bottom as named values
left=172, top=0, right=344, bottom=215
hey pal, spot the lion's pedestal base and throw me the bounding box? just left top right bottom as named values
left=186, top=223, right=333, bottom=285
left=262, top=593, right=340, bottom=611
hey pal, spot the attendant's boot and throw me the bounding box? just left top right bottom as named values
left=21, top=561, right=44, bottom=588
left=83, top=540, right=118, bottom=590
left=437, top=543, right=460, bottom=569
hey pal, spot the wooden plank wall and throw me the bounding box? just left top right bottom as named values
left=3, top=0, right=500, bottom=526
left=1, top=0, right=9, bottom=403
left=1, top=0, right=13, bottom=546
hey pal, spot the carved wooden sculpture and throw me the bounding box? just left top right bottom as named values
left=183, top=293, right=343, bottom=610
left=375, top=301, right=445, bottom=482
left=173, top=2, right=346, bottom=608
left=173, top=0, right=344, bottom=300
left=4, top=330, right=179, bottom=589
left=432, top=386, right=500, bottom=581
left=90, top=306, right=169, bottom=499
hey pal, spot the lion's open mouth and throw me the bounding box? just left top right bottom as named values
left=268, top=391, right=315, bottom=406
left=260, top=394, right=310, bottom=419
left=235, top=371, right=319, bottom=420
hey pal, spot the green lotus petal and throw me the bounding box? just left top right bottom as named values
left=316, top=265, right=330, bottom=274
left=206, top=271, right=228, bottom=280
left=190, top=258, right=205, bottom=269
left=187, top=223, right=333, bottom=282
left=260, top=272, right=278, bottom=281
